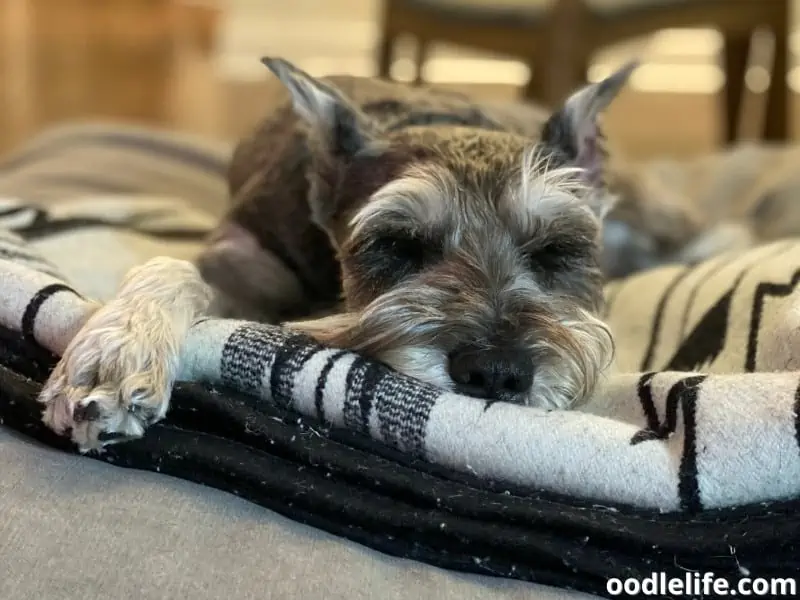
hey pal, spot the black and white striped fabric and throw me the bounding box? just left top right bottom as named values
left=3, top=198, right=800, bottom=513
left=2, top=123, right=800, bottom=518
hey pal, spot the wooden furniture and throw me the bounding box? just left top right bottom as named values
left=0, top=0, right=221, bottom=148
left=377, top=0, right=792, bottom=142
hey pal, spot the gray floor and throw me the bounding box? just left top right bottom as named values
left=0, top=427, right=598, bottom=600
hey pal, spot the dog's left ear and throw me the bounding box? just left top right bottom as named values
left=261, top=56, right=376, bottom=159
left=541, top=61, right=638, bottom=218
left=262, top=57, right=382, bottom=230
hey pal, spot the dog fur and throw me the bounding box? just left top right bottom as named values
left=202, top=58, right=636, bottom=407
left=39, top=58, right=637, bottom=451
left=601, top=142, right=800, bottom=278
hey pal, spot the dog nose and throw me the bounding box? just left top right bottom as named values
left=448, top=346, right=534, bottom=399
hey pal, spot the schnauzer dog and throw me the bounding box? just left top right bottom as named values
left=39, top=57, right=635, bottom=451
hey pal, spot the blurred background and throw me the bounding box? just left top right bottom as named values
left=0, top=0, right=797, bottom=159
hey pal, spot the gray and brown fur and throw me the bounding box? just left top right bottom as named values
left=602, top=143, right=800, bottom=278
left=204, top=73, right=555, bottom=320
left=198, top=58, right=635, bottom=409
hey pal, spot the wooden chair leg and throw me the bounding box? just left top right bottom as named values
left=570, top=55, right=589, bottom=93
left=523, top=55, right=588, bottom=104
left=377, top=31, right=397, bottom=80
left=536, top=53, right=589, bottom=107
left=376, top=0, right=399, bottom=80
left=721, top=32, right=750, bottom=144
left=534, top=0, right=591, bottom=107
left=413, top=38, right=430, bottom=85
left=522, top=62, right=543, bottom=101
left=764, top=20, right=790, bottom=141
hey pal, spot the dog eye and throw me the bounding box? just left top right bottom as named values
left=359, top=231, right=442, bottom=281
left=524, top=239, right=593, bottom=275
left=371, top=233, right=427, bottom=266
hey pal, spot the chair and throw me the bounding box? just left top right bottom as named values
left=376, top=0, right=791, bottom=143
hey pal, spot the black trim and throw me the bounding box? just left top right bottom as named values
left=660, top=376, right=705, bottom=441
left=0, top=206, right=34, bottom=218
left=0, top=246, right=48, bottom=264
left=745, top=268, right=800, bottom=372
left=1, top=205, right=211, bottom=242
left=630, top=372, right=659, bottom=445
left=640, top=267, right=692, bottom=370
left=674, top=376, right=706, bottom=512
left=19, top=218, right=211, bottom=241
left=269, top=333, right=320, bottom=410
left=666, top=291, right=732, bottom=372
left=21, top=283, right=81, bottom=345
left=665, top=244, right=795, bottom=372
left=630, top=374, right=706, bottom=510
left=343, top=355, right=367, bottom=432
left=358, top=364, right=387, bottom=433
left=315, top=350, right=348, bottom=424
left=0, top=130, right=229, bottom=176
left=677, top=253, right=737, bottom=338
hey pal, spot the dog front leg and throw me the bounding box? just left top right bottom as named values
left=38, top=257, right=213, bottom=453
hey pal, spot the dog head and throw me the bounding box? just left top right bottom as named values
left=263, top=58, right=635, bottom=409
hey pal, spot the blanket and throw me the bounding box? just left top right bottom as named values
left=1, top=124, right=799, bottom=598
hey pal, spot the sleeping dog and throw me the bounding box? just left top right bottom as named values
left=39, top=57, right=636, bottom=450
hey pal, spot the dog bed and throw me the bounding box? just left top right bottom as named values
left=1, top=124, right=799, bottom=599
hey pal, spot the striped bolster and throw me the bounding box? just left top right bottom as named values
left=0, top=122, right=233, bottom=215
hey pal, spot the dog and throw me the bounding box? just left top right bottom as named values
left=38, top=57, right=636, bottom=451
left=600, top=142, right=800, bottom=278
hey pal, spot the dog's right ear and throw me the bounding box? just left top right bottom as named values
left=262, top=57, right=375, bottom=160
left=541, top=61, right=637, bottom=219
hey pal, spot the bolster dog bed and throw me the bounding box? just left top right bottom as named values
left=1, top=124, right=799, bottom=600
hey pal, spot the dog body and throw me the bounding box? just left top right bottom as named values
left=197, top=59, right=638, bottom=411
left=38, top=58, right=636, bottom=451
left=34, top=59, right=800, bottom=452
left=201, top=73, right=554, bottom=323
left=602, top=143, right=800, bottom=277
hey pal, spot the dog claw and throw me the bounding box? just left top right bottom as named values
left=73, top=401, right=101, bottom=422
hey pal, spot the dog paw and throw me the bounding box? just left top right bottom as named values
left=39, top=301, right=180, bottom=452
left=38, top=257, right=211, bottom=452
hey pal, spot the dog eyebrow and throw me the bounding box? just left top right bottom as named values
left=349, top=166, right=456, bottom=237
left=501, top=146, right=594, bottom=239
left=522, top=224, right=596, bottom=256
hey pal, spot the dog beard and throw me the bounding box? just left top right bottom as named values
left=287, top=284, right=614, bottom=410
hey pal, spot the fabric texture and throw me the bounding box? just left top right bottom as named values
left=5, top=221, right=800, bottom=512
left=1, top=124, right=800, bottom=599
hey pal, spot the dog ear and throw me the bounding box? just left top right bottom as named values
left=262, top=57, right=382, bottom=229
left=261, top=57, right=375, bottom=159
left=541, top=61, right=637, bottom=217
